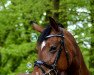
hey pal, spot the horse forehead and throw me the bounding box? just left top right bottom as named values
left=41, top=41, right=46, bottom=50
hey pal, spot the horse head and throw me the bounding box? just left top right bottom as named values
left=31, top=17, right=90, bottom=75
left=31, top=17, right=73, bottom=75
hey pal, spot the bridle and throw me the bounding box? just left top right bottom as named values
left=34, top=33, right=69, bottom=75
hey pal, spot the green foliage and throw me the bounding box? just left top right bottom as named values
left=0, top=42, right=37, bottom=75
left=0, top=0, right=94, bottom=75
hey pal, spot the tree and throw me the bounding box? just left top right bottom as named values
left=89, top=0, right=94, bottom=74
left=53, top=0, right=60, bottom=21
left=0, top=0, right=38, bottom=75
left=0, top=0, right=93, bottom=75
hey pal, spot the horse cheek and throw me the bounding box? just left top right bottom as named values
left=57, top=51, right=68, bottom=71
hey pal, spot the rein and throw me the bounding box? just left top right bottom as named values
left=34, top=33, right=69, bottom=75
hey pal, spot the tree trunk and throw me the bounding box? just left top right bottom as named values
left=53, top=0, right=60, bottom=21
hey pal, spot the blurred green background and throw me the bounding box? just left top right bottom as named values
left=0, top=0, right=94, bottom=75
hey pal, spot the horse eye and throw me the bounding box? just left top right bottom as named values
left=49, top=46, right=57, bottom=52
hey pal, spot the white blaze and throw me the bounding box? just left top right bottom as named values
left=41, top=41, right=46, bottom=50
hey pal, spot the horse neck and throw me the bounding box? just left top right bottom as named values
left=63, top=29, right=90, bottom=75
left=68, top=39, right=90, bottom=75
left=77, top=46, right=90, bottom=75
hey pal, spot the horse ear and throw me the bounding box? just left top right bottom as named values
left=31, top=23, right=44, bottom=33
left=49, top=17, right=59, bottom=32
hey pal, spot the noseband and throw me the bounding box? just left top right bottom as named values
left=34, top=34, right=69, bottom=75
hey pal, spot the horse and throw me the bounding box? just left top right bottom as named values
left=30, top=17, right=90, bottom=75
left=31, top=17, right=90, bottom=75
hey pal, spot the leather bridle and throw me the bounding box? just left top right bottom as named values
left=34, top=34, right=69, bottom=75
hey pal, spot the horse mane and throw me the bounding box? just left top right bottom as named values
left=38, top=25, right=51, bottom=43
left=38, top=23, right=64, bottom=43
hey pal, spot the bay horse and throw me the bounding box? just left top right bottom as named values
left=31, top=17, right=90, bottom=75
left=30, top=17, right=90, bottom=75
